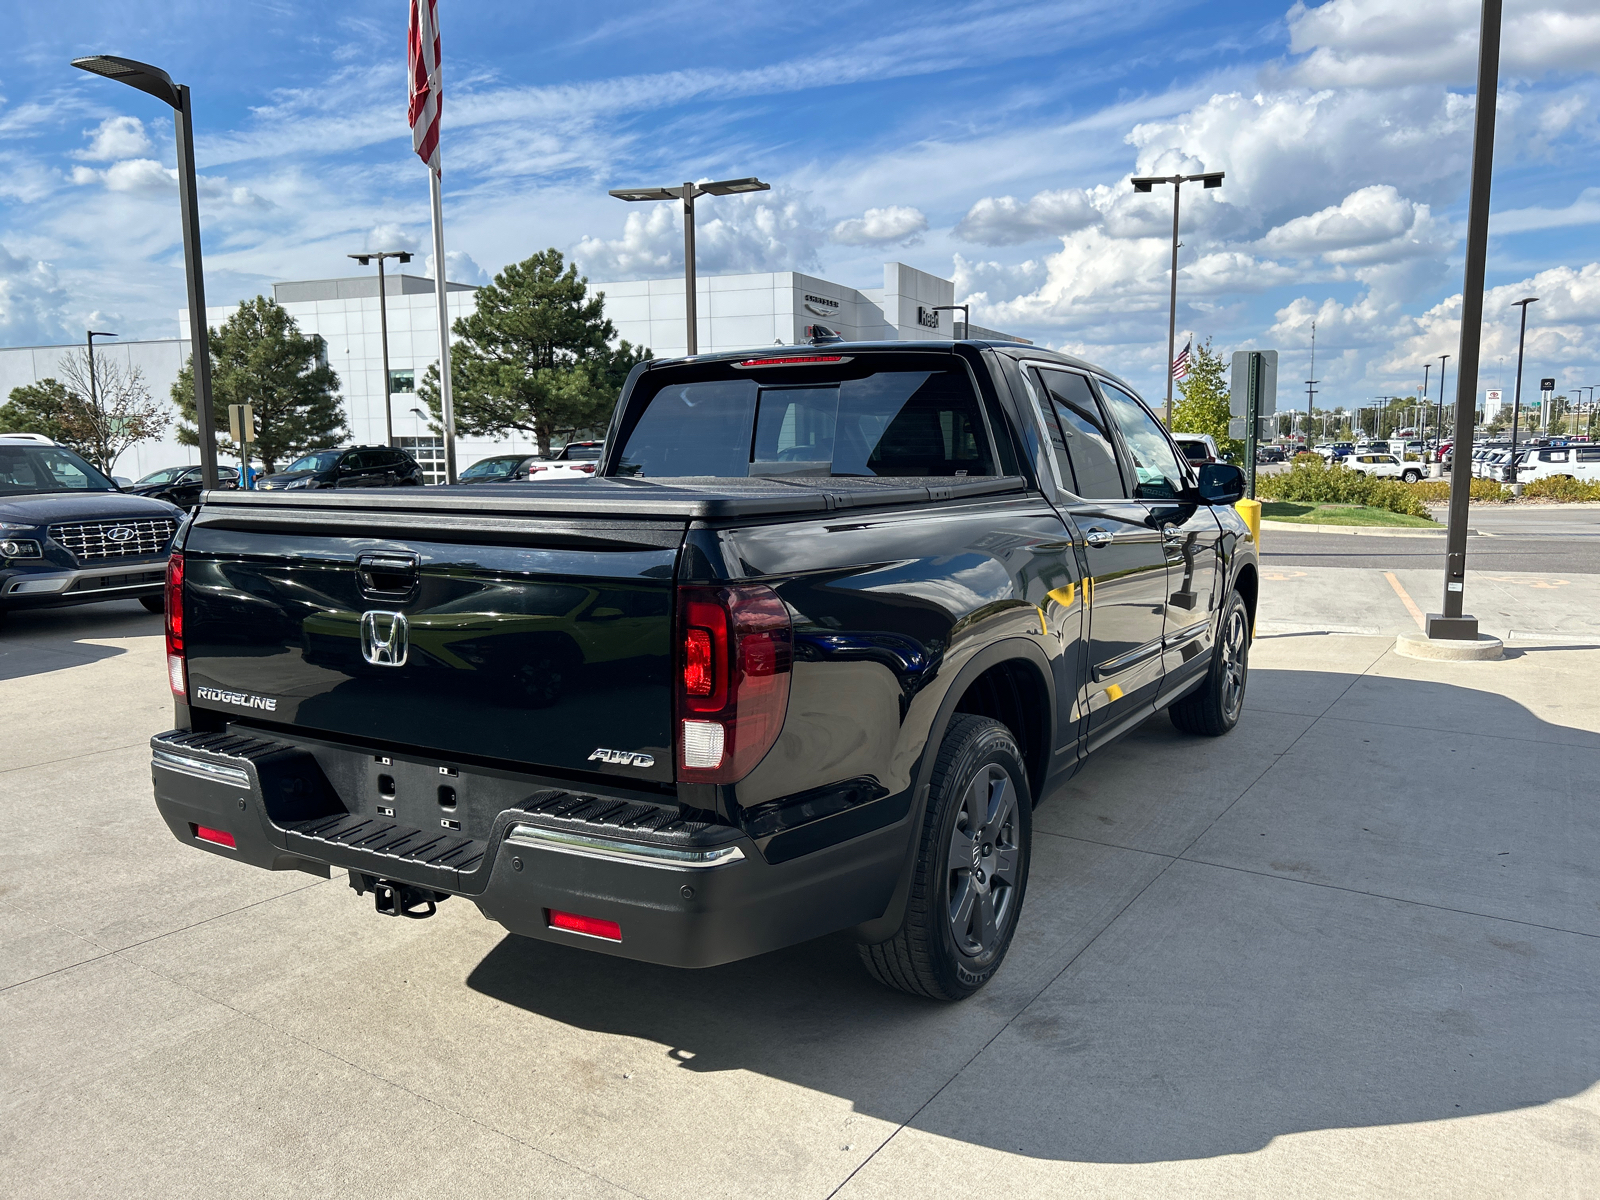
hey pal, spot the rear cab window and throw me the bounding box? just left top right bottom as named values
left=612, top=352, right=998, bottom=479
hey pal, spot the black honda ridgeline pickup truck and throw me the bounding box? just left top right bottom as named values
left=151, top=341, right=1257, bottom=999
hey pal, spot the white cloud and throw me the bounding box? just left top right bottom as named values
left=1286, top=0, right=1600, bottom=88
left=425, top=249, right=490, bottom=287
left=76, top=116, right=152, bottom=162
left=954, top=188, right=1099, bottom=245
left=1493, top=186, right=1600, bottom=233
left=573, top=190, right=827, bottom=279
left=1260, top=184, right=1450, bottom=265
left=364, top=224, right=422, bottom=255
left=0, top=244, right=71, bottom=345
left=830, top=205, right=927, bottom=246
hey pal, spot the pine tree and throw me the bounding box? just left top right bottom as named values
left=171, top=296, right=346, bottom=473
left=1171, top=338, right=1242, bottom=461
left=417, top=249, right=650, bottom=456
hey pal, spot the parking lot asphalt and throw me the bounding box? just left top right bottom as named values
left=1264, top=505, right=1600, bottom=574
left=3, top=597, right=1598, bottom=1198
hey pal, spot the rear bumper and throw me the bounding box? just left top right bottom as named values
left=150, top=730, right=904, bottom=968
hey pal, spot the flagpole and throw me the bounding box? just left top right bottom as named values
left=429, top=165, right=457, bottom=484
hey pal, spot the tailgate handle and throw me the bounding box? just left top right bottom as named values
left=356, top=552, right=420, bottom=598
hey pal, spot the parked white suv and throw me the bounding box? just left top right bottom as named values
left=1345, top=452, right=1424, bottom=483
left=1508, top=445, right=1600, bottom=483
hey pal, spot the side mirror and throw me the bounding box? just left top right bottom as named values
left=1197, top=462, right=1246, bottom=506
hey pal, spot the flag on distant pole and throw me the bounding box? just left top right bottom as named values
left=1171, top=339, right=1192, bottom=382
left=408, top=0, right=457, bottom=482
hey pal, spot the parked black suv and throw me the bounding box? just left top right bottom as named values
left=255, top=446, right=425, bottom=491
left=0, top=437, right=181, bottom=623
left=127, top=464, right=242, bottom=510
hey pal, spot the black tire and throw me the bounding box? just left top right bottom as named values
left=1170, top=589, right=1250, bottom=737
left=858, top=715, right=1032, bottom=1001
left=1402, top=469, right=1422, bottom=483
left=139, top=595, right=166, bottom=614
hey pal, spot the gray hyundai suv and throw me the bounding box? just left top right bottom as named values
left=0, top=436, right=182, bottom=626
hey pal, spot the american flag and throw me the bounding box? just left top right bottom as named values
left=1171, top=340, right=1192, bottom=381
left=408, top=0, right=442, bottom=172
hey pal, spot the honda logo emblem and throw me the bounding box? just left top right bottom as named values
left=360, top=610, right=409, bottom=667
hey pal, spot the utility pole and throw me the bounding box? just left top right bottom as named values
left=1506, top=298, right=1538, bottom=490
left=1303, top=320, right=1317, bottom=447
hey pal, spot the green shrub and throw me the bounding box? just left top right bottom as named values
left=1398, top=477, right=1510, bottom=503
left=1523, top=475, right=1600, bottom=502
left=1254, top=458, right=1428, bottom=516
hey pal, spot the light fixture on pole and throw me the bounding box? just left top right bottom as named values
left=930, top=304, right=970, bottom=338
left=71, top=55, right=219, bottom=491
left=608, top=177, right=771, bottom=355
left=85, top=329, right=117, bottom=420
left=1131, top=170, right=1223, bottom=426
left=1505, top=297, right=1538, bottom=488
left=348, top=250, right=414, bottom=448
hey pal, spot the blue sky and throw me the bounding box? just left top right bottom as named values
left=2, top=0, right=1598, bottom=409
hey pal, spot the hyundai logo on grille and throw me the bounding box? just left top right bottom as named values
left=360, top=610, right=409, bottom=666
left=105, top=526, right=136, bottom=543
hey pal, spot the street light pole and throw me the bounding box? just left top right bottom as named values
left=609, top=177, right=771, bottom=355
left=348, top=250, right=414, bottom=448
left=1435, top=354, right=1450, bottom=461
left=1430, top=0, right=1504, bottom=642
left=1505, top=297, right=1538, bottom=489
left=1131, top=170, right=1224, bottom=426
left=931, top=304, right=969, bottom=338
left=72, top=56, right=219, bottom=491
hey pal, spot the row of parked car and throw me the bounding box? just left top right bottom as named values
left=1470, top=440, right=1600, bottom=483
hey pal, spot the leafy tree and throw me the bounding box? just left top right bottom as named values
left=1171, top=338, right=1242, bottom=461
left=1, top=352, right=170, bottom=474
left=172, top=296, right=346, bottom=473
left=0, top=379, right=88, bottom=455
left=417, top=249, right=650, bottom=456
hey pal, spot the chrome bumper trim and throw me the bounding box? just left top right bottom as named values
left=504, top=823, right=746, bottom=871
left=151, top=748, right=252, bottom=788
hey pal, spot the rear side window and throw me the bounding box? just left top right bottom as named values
left=1034, top=368, right=1124, bottom=499
left=1578, top=448, right=1600, bottom=462
left=614, top=358, right=995, bottom=479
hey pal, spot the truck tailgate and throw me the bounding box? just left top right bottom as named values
left=180, top=499, right=684, bottom=784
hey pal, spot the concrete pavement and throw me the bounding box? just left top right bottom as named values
left=2, top=595, right=1598, bottom=1198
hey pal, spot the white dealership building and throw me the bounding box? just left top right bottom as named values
left=0, top=261, right=1025, bottom=484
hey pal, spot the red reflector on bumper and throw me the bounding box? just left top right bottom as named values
left=194, top=825, right=236, bottom=849
left=547, top=909, right=621, bottom=941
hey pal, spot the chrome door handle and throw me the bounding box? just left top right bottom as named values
left=1162, top=524, right=1184, bottom=542
left=1084, top=528, right=1113, bottom=548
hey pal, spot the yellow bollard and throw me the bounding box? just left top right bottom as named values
left=1235, top=497, right=1261, bottom=545
left=1235, top=498, right=1262, bottom=638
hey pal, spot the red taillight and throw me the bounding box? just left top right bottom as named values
left=548, top=909, right=621, bottom=941
left=194, top=824, right=235, bottom=848
left=734, top=355, right=849, bottom=369
left=165, top=552, right=186, bottom=699
left=683, top=626, right=714, bottom=697
left=675, top=585, right=792, bottom=783
left=576, top=463, right=597, bottom=473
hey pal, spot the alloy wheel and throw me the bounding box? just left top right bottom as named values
left=1221, top=606, right=1249, bottom=722
left=947, top=763, right=1020, bottom=959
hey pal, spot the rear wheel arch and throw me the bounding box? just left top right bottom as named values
left=855, top=637, right=1056, bottom=945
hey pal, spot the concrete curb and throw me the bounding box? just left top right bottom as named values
left=1259, top=519, right=1476, bottom=538
left=1394, top=631, right=1504, bottom=661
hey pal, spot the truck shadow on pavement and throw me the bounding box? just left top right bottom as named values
left=468, top=668, right=1600, bottom=1164
left=0, top=602, right=152, bottom=681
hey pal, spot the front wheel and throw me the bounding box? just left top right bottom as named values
left=1170, top=589, right=1250, bottom=737
left=858, top=715, right=1032, bottom=1000
left=1402, top=469, right=1422, bottom=483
